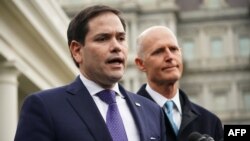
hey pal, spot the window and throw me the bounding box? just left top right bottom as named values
left=239, top=36, right=250, bottom=56
left=203, top=0, right=224, bottom=9
left=181, top=40, right=195, bottom=61
left=210, top=38, right=223, bottom=58
left=214, top=92, right=227, bottom=112
left=208, top=0, right=220, bottom=8
left=242, top=90, right=250, bottom=110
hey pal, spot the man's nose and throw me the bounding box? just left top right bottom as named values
left=110, top=38, right=122, bottom=52
left=164, top=48, right=174, bottom=60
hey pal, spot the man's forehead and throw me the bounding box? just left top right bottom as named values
left=88, top=14, right=124, bottom=31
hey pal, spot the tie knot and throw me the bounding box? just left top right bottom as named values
left=165, top=100, right=174, bottom=113
left=97, top=89, right=116, bottom=105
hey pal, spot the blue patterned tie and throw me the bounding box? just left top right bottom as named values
left=97, top=90, right=128, bottom=141
left=164, top=100, right=178, bottom=135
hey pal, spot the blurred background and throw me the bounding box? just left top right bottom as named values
left=0, top=0, right=249, bottom=141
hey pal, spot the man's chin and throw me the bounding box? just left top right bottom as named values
left=163, top=76, right=180, bottom=84
left=108, top=73, right=123, bottom=82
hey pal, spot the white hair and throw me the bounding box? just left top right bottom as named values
left=136, top=26, right=176, bottom=58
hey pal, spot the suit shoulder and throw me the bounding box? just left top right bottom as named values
left=191, top=102, right=221, bottom=121
left=180, top=89, right=221, bottom=121
left=127, top=91, right=161, bottom=109
left=25, top=85, right=69, bottom=102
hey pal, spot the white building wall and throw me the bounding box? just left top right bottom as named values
left=0, top=62, right=20, bottom=141
left=0, top=1, right=249, bottom=139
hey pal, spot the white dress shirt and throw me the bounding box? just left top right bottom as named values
left=146, top=84, right=182, bottom=129
left=79, top=74, right=140, bottom=141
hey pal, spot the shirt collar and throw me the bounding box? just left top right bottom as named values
left=145, top=84, right=182, bottom=114
left=79, top=73, right=122, bottom=97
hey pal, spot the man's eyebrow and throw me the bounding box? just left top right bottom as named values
left=95, top=31, right=125, bottom=36
left=151, top=47, right=165, bottom=55
left=117, top=31, right=126, bottom=35
left=95, top=33, right=110, bottom=36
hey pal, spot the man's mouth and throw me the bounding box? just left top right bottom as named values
left=162, top=65, right=178, bottom=70
left=106, top=57, right=124, bottom=65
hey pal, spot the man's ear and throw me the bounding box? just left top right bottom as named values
left=135, top=57, right=146, bottom=72
left=70, top=41, right=82, bottom=63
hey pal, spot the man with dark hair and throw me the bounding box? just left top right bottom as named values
left=135, top=26, right=224, bottom=141
left=14, top=5, right=166, bottom=141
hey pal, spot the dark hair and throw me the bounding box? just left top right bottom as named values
left=67, top=5, right=126, bottom=67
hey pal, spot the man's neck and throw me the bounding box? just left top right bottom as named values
left=149, top=81, right=178, bottom=99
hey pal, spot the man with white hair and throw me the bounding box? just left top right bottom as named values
left=135, top=26, right=224, bottom=141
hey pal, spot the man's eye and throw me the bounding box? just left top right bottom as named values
left=154, top=50, right=162, bottom=54
left=152, top=49, right=164, bottom=55
left=117, top=34, right=126, bottom=41
left=96, top=37, right=107, bottom=42
left=170, top=47, right=179, bottom=52
left=118, top=36, right=125, bottom=41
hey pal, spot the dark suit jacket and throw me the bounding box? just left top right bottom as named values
left=137, top=84, right=224, bottom=141
left=14, top=77, right=166, bottom=141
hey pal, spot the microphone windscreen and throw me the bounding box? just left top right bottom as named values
left=203, top=134, right=214, bottom=141
left=188, top=132, right=204, bottom=141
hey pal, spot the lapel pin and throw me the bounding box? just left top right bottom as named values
left=135, top=102, right=141, bottom=107
left=150, top=137, right=156, bottom=140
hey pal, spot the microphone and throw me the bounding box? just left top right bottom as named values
left=188, top=132, right=215, bottom=141
left=203, top=134, right=215, bottom=141
left=219, top=138, right=224, bottom=141
left=188, top=132, right=206, bottom=141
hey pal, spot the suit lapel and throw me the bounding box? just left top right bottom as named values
left=66, top=77, right=112, bottom=141
left=137, top=84, right=155, bottom=102
left=119, top=85, right=147, bottom=141
left=138, top=84, right=202, bottom=138
left=179, top=90, right=198, bottom=133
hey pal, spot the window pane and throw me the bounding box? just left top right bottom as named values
left=207, top=0, right=221, bottom=8
left=214, top=93, right=227, bottom=111
left=211, top=38, right=223, bottom=58
left=239, top=37, right=250, bottom=56
left=182, top=41, right=195, bottom=60
left=243, top=90, right=250, bottom=110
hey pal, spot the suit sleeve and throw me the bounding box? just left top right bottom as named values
left=14, top=94, right=55, bottom=141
